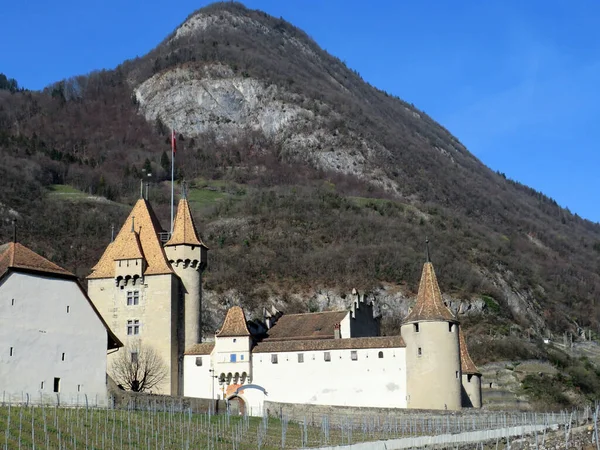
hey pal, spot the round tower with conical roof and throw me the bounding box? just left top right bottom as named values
left=459, top=328, right=482, bottom=408
left=401, top=242, right=462, bottom=410
left=164, top=197, right=208, bottom=349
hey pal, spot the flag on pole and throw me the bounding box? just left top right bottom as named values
left=171, top=129, right=177, bottom=154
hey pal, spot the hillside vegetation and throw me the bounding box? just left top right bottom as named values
left=1, top=1, right=600, bottom=345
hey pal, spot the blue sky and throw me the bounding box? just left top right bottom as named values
left=1, top=1, right=598, bottom=222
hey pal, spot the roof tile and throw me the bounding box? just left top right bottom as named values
left=265, top=311, right=348, bottom=341
left=0, top=242, right=74, bottom=278
left=404, top=262, right=456, bottom=323
left=459, top=328, right=480, bottom=375
left=165, top=199, right=206, bottom=247
left=253, top=336, right=406, bottom=353
left=216, top=306, right=251, bottom=337
left=88, top=199, right=173, bottom=278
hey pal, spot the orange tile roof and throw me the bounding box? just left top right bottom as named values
left=404, top=262, right=456, bottom=323
left=459, top=328, right=480, bottom=375
left=253, top=335, right=406, bottom=353
left=165, top=199, right=206, bottom=247
left=264, top=311, right=349, bottom=341
left=113, top=230, right=144, bottom=260
left=216, top=306, right=251, bottom=337
left=185, top=342, right=216, bottom=355
left=88, top=199, right=173, bottom=279
left=0, top=242, right=74, bottom=278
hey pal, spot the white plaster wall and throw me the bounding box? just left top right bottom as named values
left=212, top=336, right=252, bottom=381
left=0, top=272, right=109, bottom=405
left=249, top=347, right=407, bottom=414
left=183, top=354, right=214, bottom=399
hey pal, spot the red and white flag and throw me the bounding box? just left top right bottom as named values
left=171, top=129, right=177, bottom=154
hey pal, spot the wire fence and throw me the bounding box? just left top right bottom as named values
left=0, top=391, right=599, bottom=449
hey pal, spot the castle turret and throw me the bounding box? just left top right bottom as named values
left=164, top=197, right=208, bottom=349
left=401, top=246, right=462, bottom=410
left=459, top=328, right=482, bottom=408
left=113, top=217, right=146, bottom=285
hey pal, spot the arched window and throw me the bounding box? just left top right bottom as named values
left=378, top=351, right=384, bottom=359
left=226, top=373, right=233, bottom=385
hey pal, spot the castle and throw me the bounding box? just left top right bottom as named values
left=87, top=195, right=482, bottom=412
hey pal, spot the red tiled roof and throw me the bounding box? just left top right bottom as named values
left=265, top=311, right=348, bottom=341
left=165, top=199, right=207, bottom=247
left=404, top=262, right=456, bottom=323
left=185, top=342, right=215, bottom=355
left=0, top=242, right=74, bottom=278
left=216, top=306, right=251, bottom=337
left=459, top=328, right=480, bottom=375
left=253, top=335, right=406, bottom=353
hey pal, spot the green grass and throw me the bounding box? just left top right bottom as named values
left=187, top=178, right=247, bottom=209
left=187, top=188, right=229, bottom=208
left=48, top=184, right=89, bottom=200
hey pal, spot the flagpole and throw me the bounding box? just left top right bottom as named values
left=170, top=129, right=175, bottom=235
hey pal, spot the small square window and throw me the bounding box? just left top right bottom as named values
left=240, top=354, right=244, bottom=361
left=127, top=320, right=140, bottom=335
left=418, top=347, right=422, bottom=356
left=271, top=354, right=278, bottom=364
left=127, top=291, right=139, bottom=306
left=233, top=338, right=237, bottom=343
left=378, top=351, right=384, bottom=359
left=230, top=354, right=237, bottom=363
left=324, top=352, right=331, bottom=362
left=131, top=352, right=138, bottom=364
left=195, top=357, right=203, bottom=366
left=351, top=351, right=358, bottom=361
left=298, top=353, right=304, bottom=363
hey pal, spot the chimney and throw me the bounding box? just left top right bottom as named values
left=334, top=323, right=341, bottom=339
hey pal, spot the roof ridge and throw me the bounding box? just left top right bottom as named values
left=283, top=310, right=347, bottom=317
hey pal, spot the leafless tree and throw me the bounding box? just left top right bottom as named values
left=111, top=340, right=168, bottom=392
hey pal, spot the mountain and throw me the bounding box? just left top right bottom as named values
left=1, top=1, right=600, bottom=347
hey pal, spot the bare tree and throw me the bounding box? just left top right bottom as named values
left=111, top=340, right=168, bottom=392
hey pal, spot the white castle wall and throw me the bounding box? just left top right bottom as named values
left=0, top=272, right=109, bottom=405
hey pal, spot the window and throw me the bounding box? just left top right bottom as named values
left=9, top=347, right=13, bottom=356
left=240, top=354, right=244, bottom=361
left=195, top=357, right=203, bottom=367
left=131, top=352, right=138, bottom=364
left=449, top=323, right=455, bottom=332
left=77, top=385, right=81, bottom=392
left=61, top=353, right=65, bottom=361
left=417, top=347, right=422, bottom=356
left=230, top=354, right=237, bottom=363
left=127, top=320, right=140, bottom=335
left=66, top=306, right=70, bottom=313
left=298, top=353, right=304, bottom=363
left=324, top=352, right=331, bottom=362
left=127, top=291, right=139, bottom=306
left=414, top=323, right=419, bottom=332
left=271, top=354, right=278, bottom=364
left=378, top=351, right=383, bottom=359
left=233, top=338, right=237, bottom=343
left=455, top=371, right=459, bottom=379
left=351, top=351, right=358, bottom=361
left=40, top=381, right=44, bottom=390
left=467, top=374, right=473, bottom=382
left=11, top=298, right=14, bottom=306
left=53, top=377, right=60, bottom=393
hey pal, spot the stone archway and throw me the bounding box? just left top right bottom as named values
left=228, top=395, right=246, bottom=415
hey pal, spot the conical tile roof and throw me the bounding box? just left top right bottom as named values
left=404, top=262, right=456, bottom=323
left=459, top=328, right=480, bottom=375
left=216, top=306, right=250, bottom=337
left=0, top=242, right=74, bottom=278
left=88, top=199, right=173, bottom=278
left=165, top=198, right=206, bottom=247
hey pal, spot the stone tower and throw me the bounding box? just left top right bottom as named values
left=87, top=196, right=207, bottom=396
left=401, top=259, right=462, bottom=411
left=459, top=328, right=482, bottom=408
left=164, top=197, right=208, bottom=350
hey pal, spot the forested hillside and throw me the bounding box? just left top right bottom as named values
left=1, top=1, right=600, bottom=343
